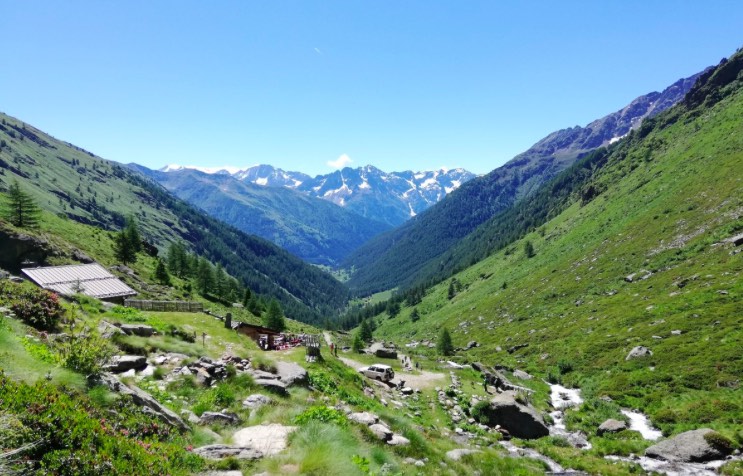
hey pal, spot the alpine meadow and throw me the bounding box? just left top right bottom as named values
left=1, top=4, right=742, bottom=476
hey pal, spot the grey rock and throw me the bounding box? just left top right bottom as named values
left=193, top=444, right=263, bottom=460
left=196, top=472, right=244, bottom=476
left=119, top=324, right=155, bottom=337
left=275, top=361, right=308, bottom=386
left=481, top=391, right=549, bottom=439
left=232, top=424, right=296, bottom=455
left=98, top=320, right=125, bottom=339
left=198, top=411, right=240, bottom=426
left=254, top=378, right=289, bottom=395
left=446, top=448, right=481, bottom=461
left=95, top=373, right=188, bottom=431
left=387, top=434, right=410, bottom=446
left=626, top=346, right=653, bottom=360
left=597, top=419, right=627, bottom=435
left=645, top=428, right=731, bottom=462
left=181, top=409, right=200, bottom=424
left=349, top=412, right=379, bottom=426
left=368, top=423, right=393, bottom=441
left=466, top=341, right=479, bottom=349
left=512, top=369, right=533, bottom=380
left=194, top=367, right=212, bottom=387
left=104, top=355, right=147, bottom=373
left=242, top=394, right=272, bottom=410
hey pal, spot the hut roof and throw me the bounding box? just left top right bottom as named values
left=21, top=263, right=137, bottom=299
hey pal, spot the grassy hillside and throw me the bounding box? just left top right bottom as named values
left=341, top=72, right=702, bottom=297
left=133, top=166, right=390, bottom=267
left=367, top=50, right=743, bottom=452
left=0, top=113, right=348, bottom=324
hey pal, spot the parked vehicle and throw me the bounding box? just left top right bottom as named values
left=358, top=364, right=395, bottom=382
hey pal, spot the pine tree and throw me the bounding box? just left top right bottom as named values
left=242, top=288, right=252, bottom=307
left=410, top=307, right=420, bottom=322
left=352, top=332, right=364, bottom=353
left=154, top=258, right=171, bottom=285
left=195, top=257, right=215, bottom=295
left=524, top=240, right=535, bottom=258
left=447, top=279, right=456, bottom=300
left=386, top=301, right=401, bottom=318
left=114, top=216, right=142, bottom=264
left=437, top=327, right=454, bottom=356
left=2, top=180, right=40, bottom=228
left=359, top=319, right=373, bottom=342
left=264, top=299, right=285, bottom=331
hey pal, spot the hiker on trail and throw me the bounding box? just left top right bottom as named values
left=330, top=342, right=334, bottom=355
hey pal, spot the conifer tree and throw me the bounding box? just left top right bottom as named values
left=264, top=299, right=285, bottom=331
left=195, top=257, right=215, bottom=295
left=154, top=258, right=171, bottom=285
left=114, top=216, right=142, bottom=264
left=359, top=319, right=373, bottom=342
left=524, top=240, right=535, bottom=258
left=2, top=180, right=40, bottom=228
left=352, top=332, right=364, bottom=353
left=410, top=307, right=420, bottom=322
left=242, top=288, right=252, bottom=307
left=437, top=327, right=454, bottom=356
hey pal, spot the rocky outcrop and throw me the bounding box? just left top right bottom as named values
left=119, top=324, right=155, bottom=337
left=198, top=412, right=240, bottom=426
left=349, top=412, right=379, bottom=426
left=626, top=346, right=653, bottom=360
left=598, top=419, right=627, bottom=435
left=0, top=229, right=54, bottom=273
left=275, top=361, right=308, bottom=386
left=243, top=394, right=272, bottom=410
left=95, top=373, right=188, bottom=431
left=104, top=355, right=147, bottom=372
left=98, top=320, right=125, bottom=339
left=480, top=391, right=549, bottom=439
left=645, top=429, right=732, bottom=463
left=193, top=445, right=263, bottom=460
left=232, top=424, right=297, bottom=456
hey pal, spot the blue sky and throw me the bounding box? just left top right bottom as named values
left=1, top=1, right=741, bottom=176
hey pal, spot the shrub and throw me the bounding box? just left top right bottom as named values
left=54, top=329, right=114, bottom=376
left=0, top=281, right=64, bottom=330
left=471, top=400, right=492, bottom=425
left=294, top=406, right=348, bottom=426
left=704, top=431, right=735, bottom=453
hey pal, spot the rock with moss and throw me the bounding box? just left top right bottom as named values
left=645, top=428, right=733, bottom=462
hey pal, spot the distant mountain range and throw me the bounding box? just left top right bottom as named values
left=130, top=165, right=391, bottom=267
left=342, top=69, right=708, bottom=295
left=159, top=164, right=476, bottom=227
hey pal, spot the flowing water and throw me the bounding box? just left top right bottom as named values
left=620, top=409, right=662, bottom=440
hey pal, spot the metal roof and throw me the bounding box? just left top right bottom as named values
left=21, top=263, right=137, bottom=299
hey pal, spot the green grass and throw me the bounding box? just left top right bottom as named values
left=366, top=67, right=743, bottom=449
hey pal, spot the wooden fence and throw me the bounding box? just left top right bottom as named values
left=124, top=299, right=204, bottom=312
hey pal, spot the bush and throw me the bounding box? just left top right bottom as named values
left=294, top=406, right=348, bottom=426
left=0, top=372, right=204, bottom=475
left=54, top=329, right=114, bottom=376
left=0, top=281, right=64, bottom=330
left=704, top=431, right=735, bottom=453
left=471, top=400, right=492, bottom=425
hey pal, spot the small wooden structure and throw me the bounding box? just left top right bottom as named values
left=232, top=322, right=281, bottom=349
left=124, top=299, right=204, bottom=312
left=305, top=334, right=322, bottom=361
left=22, top=263, right=137, bottom=303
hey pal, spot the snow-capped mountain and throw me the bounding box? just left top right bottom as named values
left=159, top=164, right=476, bottom=227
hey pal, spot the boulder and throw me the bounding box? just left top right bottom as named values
left=119, top=324, right=155, bottom=337
left=194, top=367, right=212, bottom=387
left=193, top=444, right=263, bottom=460
left=253, top=378, right=288, bottom=395
left=645, top=429, right=732, bottom=463
left=481, top=391, right=549, bottom=439
left=104, top=355, right=147, bottom=373
left=466, top=341, right=479, bottom=349
left=98, top=320, right=125, bottom=339
left=94, top=373, right=188, bottom=431
left=387, top=434, right=410, bottom=446
left=446, top=449, right=481, bottom=461
left=375, top=347, right=398, bottom=359
left=232, top=424, right=297, bottom=456
left=368, top=423, right=393, bottom=441
left=275, top=361, right=308, bottom=386
left=181, top=409, right=200, bottom=424
left=198, top=411, right=240, bottom=426
left=512, top=369, right=533, bottom=380
left=626, top=346, right=653, bottom=360
left=349, top=412, right=379, bottom=426
left=242, top=394, right=272, bottom=410
left=598, top=419, right=627, bottom=435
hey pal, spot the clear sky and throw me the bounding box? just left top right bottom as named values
left=1, top=2, right=741, bottom=176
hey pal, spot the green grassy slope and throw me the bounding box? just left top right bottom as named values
left=370, top=51, right=743, bottom=440
left=0, top=113, right=348, bottom=324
